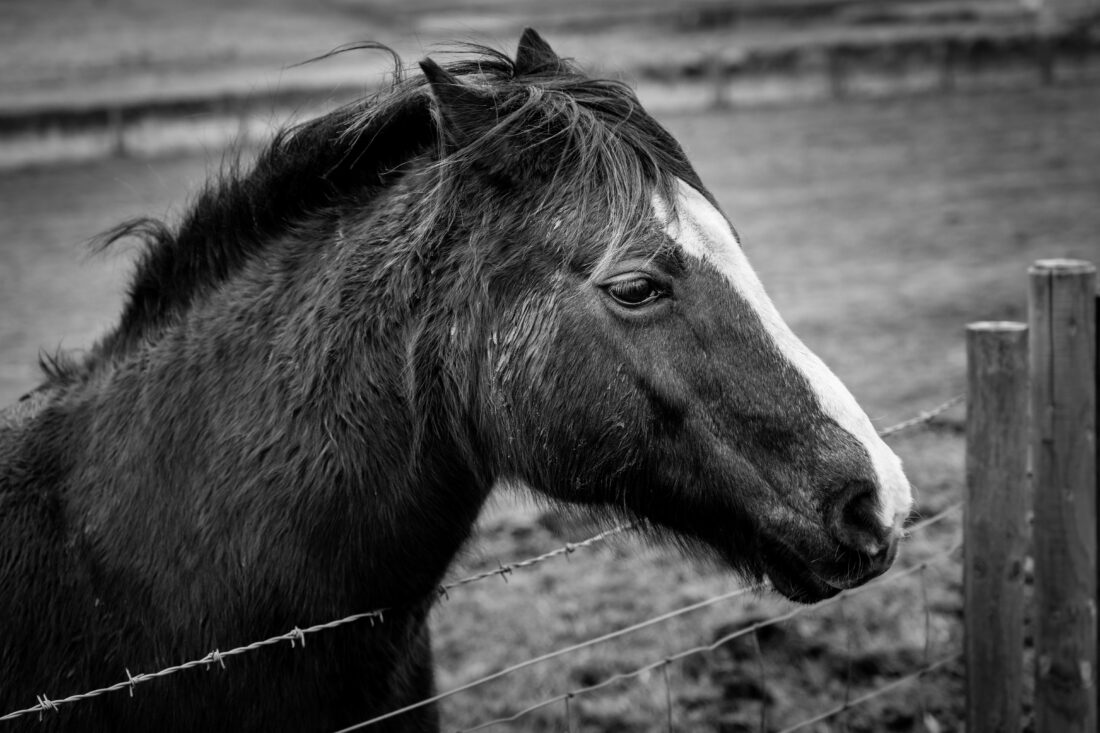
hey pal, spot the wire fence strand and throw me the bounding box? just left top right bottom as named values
left=774, top=654, right=963, bottom=733
left=440, top=525, right=964, bottom=733
left=334, top=583, right=767, bottom=732
left=877, top=395, right=964, bottom=438
left=905, top=501, right=963, bottom=534
left=440, top=525, right=630, bottom=591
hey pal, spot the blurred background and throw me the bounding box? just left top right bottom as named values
left=1, top=1, right=1098, bottom=730
left=3, top=0, right=1099, bottom=168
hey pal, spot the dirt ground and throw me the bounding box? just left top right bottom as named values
left=1, top=82, right=1098, bottom=730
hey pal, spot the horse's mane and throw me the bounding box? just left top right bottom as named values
left=45, top=41, right=696, bottom=386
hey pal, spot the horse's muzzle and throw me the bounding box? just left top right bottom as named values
left=829, top=481, right=895, bottom=557
left=816, top=481, right=903, bottom=589
left=762, top=482, right=904, bottom=602
left=820, top=530, right=900, bottom=590
left=764, top=529, right=900, bottom=603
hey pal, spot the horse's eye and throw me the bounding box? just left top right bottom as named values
left=606, top=277, right=663, bottom=307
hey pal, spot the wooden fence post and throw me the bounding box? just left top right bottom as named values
left=1029, top=259, right=1098, bottom=733
left=966, top=322, right=1029, bottom=733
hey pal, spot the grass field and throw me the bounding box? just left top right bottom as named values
left=1, top=82, right=1098, bottom=730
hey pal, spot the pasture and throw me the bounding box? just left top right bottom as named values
left=1, top=80, right=1097, bottom=730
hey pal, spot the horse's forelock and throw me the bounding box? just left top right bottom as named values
left=404, top=73, right=690, bottom=276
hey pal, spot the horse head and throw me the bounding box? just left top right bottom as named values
left=415, top=30, right=911, bottom=603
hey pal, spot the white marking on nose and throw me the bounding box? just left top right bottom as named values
left=655, top=180, right=912, bottom=528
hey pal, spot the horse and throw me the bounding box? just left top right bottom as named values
left=0, top=29, right=912, bottom=732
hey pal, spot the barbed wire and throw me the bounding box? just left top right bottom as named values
left=450, top=530, right=964, bottom=733
left=439, top=524, right=630, bottom=592
left=777, top=522, right=955, bottom=733
left=348, top=503, right=963, bottom=732
left=334, top=583, right=767, bottom=732
left=1, top=396, right=963, bottom=725
left=0, top=607, right=392, bottom=724
left=905, top=501, right=963, bottom=534
left=877, top=395, right=965, bottom=438
left=0, top=524, right=632, bottom=723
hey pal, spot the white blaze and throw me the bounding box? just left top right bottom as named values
left=657, top=180, right=912, bottom=528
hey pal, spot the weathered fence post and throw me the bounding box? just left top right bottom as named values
left=965, top=322, right=1029, bottom=733
left=1029, top=259, right=1098, bottom=733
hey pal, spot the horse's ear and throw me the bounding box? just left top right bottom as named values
left=419, top=58, right=496, bottom=151
left=515, top=28, right=564, bottom=75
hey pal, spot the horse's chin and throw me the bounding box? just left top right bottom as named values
left=757, top=536, right=844, bottom=604
left=764, top=562, right=842, bottom=604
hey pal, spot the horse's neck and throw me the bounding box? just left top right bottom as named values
left=59, top=233, right=490, bottom=623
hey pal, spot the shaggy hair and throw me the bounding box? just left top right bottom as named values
left=49, top=42, right=698, bottom=387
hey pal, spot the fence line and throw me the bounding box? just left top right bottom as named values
left=335, top=586, right=769, bottom=732
left=776, top=654, right=963, bottom=733
left=962, top=259, right=1098, bottom=733
left=452, top=535, right=962, bottom=733
left=0, top=397, right=962, bottom=725
left=347, top=503, right=963, bottom=732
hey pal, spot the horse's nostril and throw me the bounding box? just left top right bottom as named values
left=830, top=482, right=890, bottom=557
